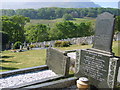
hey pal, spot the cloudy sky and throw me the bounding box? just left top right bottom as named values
left=0, top=0, right=119, bottom=8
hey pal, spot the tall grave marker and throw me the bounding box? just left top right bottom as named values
left=75, top=12, right=120, bottom=88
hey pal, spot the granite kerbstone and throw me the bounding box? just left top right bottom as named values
left=24, top=77, right=77, bottom=89
left=0, top=65, right=48, bottom=78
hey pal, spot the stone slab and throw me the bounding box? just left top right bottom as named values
left=8, top=75, right=63, bottom=89
left=0, top=65, right=48, bottom=78
left=75, top=49, right=120, bottom=88
left=46, top=48, right=70, bottom=76
left=24, top=77, right=77, bottom=89
left=93, top=12, right=115, bottom=52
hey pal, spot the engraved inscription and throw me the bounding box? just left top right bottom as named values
left=80, top=51, right=107, bottom=82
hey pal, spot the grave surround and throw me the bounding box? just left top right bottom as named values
left=75, top=12, right=120, bottom=89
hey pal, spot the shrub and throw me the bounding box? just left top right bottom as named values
left=13, top=41, right=22, bottom=49
left=61, top=41, right=71, bottom=47
left=81, top=42, right=88, bottom=45
left=63, top=14, right=74, bottom=20
left=54, top=41, right=62, bottom=47
left=45, top=44, right=49, bottom=48
left=29, top=45, right=36, bottom=48
left=54, top=41, right=71, bottom=47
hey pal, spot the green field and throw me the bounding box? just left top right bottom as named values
left=0, top=41, right=119, bottom=72
left=0, top=49, right=46, bottom=72
left=26, top=18, right=96, bottom=28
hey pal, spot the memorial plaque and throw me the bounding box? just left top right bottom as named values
left=46, top=48, right=70, bottom=76
left=93, top=12, right=115, bottom=52
left=75, top=49, right=119, bottom=88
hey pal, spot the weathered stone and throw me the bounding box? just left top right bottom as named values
left=75, top=49, right=120, bottom=88
left=75, top=12, right=120, bottom=89
left=93, top=12, right=115, bottom=52
left=46, top=48, right=70, bottom=76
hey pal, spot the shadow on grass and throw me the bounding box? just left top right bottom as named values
left=0, top=66, right=19, bottom=71
left=0, top=60, right=18, bottom=63
left=1, top=56, right=14, bottom=58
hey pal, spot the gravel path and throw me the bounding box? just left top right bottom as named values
left=0, top=70, right=57, bottom=88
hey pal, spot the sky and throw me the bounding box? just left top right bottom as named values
left=1, top=0, right=119, bottom=2
left=0, top=0, right=120, bottom=8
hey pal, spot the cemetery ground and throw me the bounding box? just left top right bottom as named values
left=0, top=40, right=120, bottom=72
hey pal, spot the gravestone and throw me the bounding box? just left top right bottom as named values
left=11, top=43, right=14, bottom=49
left=46, top=48, right=70, bottom=76
left=92, top=12, right=115, bottom=53
left=23, top=42, right=26, bottom=48
left=75, top=12, right=120, bottom=88
left=20, top=45, right=22, bottom=50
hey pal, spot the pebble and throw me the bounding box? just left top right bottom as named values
left=0, top=70, right=57, bottom=88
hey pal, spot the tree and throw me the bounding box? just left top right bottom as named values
left=2, top=15, right=30, bottom=43
left=62, top=14, right=74, bottom=20
left=55, top=21, right=77, bottom=39
left=115, top=16, right=120, bottom=33
left=77, top=22, right=94, bottom=37
left=0, top=31, right=9, bottom=51
left=25, top=24, right=49, bottom=42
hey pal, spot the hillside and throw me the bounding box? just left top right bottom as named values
left=1, top=2, right=101, bottom=9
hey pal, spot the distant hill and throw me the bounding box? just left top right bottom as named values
left=1, top=2, right=101, bottom=9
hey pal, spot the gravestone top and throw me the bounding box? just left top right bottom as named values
left=93, top=12, right=115, bottom=53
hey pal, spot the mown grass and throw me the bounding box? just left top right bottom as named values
left=55, top=40, right=120, bottom=56
left=55, top=44, right=92, bottom=51
left=112, top=40, right=120, bottom=56
left=0, top=49, right=46, bottom=72
left=0, top=41, right=119, bottom=72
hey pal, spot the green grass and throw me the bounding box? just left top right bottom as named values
left=26, top=18, right=96, bottom=28
left=0, top=49, right=46, bottom=72
left=112, top=40, right=120, bottom=56
left=0, top=41, right=119, bottom=72
left=56, top=40, right=120, bottom=56
left=55, top=44, right=92, bottom=51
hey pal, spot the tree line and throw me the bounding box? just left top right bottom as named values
left=1, top=15, right=94, bottom=44
left=1, top=7, right=120, bottom=19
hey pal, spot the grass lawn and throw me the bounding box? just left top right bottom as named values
left=0, top=49, right=46, bottom=72
left=0, top=41, right=119, bottom=72
left=55, top=40, right=120, bottom=56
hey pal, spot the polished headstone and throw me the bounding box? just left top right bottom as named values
left=93, top=12, right=115, bottom=52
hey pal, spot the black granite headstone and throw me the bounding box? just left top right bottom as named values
left=93, top=12, right=115, bottom=52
